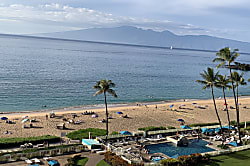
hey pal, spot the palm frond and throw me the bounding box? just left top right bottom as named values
left=106, top=89, right=118, bottom=98
left=94, top=89, right=104, bottom=96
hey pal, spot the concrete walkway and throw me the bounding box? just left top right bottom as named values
left=84, top=152, right=104, bottom=166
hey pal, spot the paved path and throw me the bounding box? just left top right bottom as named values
left=85, top=153, right=104, bottom=166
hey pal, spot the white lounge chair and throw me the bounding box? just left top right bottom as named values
left=25, top=159, right=32, bottom=164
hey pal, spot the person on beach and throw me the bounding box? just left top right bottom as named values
left=46, top=114, right=48, bottom=120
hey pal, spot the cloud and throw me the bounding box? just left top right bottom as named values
left=0, top=2, right=249, bottom=42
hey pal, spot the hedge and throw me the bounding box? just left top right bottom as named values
left=189, top=122, right=219, bottom=127
left=66, top=128, right=106, bottom=140
left=160, top=153, right=210, bottom=166
left=138, top=126, right=166, bottom=131
left=0, top=135, right=60, bottom=149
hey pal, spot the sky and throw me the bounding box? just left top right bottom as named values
left=0, top=0, right=250, bottom=42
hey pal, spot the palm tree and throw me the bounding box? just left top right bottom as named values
left=196, top=67, right=224, bottom=141
left=231, top=72, right=247, bottom=105
left=93, top=79, right=117, bottom=141
left=213, top=47, right=242, bottom=142
left=215, top=75, right=232, bottom=132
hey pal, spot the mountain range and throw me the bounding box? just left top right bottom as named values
left=35, top=26, right=250, bottom=52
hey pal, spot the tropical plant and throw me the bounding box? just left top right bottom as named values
left=215, top=74, right=232, bottom=132
left=213, top=47, right=242, bottom=142
left=196, top=67, right=224, bottom=141
left=231, top=72, right=247, bottom=104
left=93, top=79, right=117, bottom=141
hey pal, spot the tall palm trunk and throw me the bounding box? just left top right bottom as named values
left=104, top=92, right=109, bottom=142
left=211, top=85, right=224, bottom=142
left=229, top=68, right=241, bottom=143
left=223, top=87, right=230, bottom=136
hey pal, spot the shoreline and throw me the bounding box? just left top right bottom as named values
left=1, top=95, right=250, bottom=118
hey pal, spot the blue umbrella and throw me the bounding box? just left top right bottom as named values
left=181, top=125, right=192, bottom=129
left=120, top=131, right=132, bottom=135
left=1, top=117, right=8, bottom=120
left=117, top=112, right=123, bottom=114
left=177, top=119, right=184, bottom=122
left=169, top=104, right=174, bottom=108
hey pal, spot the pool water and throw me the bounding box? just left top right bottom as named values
left=146, top=139, right=215, bottom=158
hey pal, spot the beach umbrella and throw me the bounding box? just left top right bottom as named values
left=120, top=131, right=132, bottom=135
left=177, top=119, right=184, bottom=122
left=180, top=104, right=186, bottom=106
left=117, top=112, right=123, bottom=114
left=0, top=117, right=8, bottom=120
left=169, top=104, right=174, bottom=109
left=22, top=119, right=29, bottom=123
left=181, top=125, right=192, bottom=129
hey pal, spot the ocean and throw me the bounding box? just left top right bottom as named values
left=0, top=35, right=249, bottom=112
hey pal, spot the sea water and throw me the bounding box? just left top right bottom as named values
left=0, top=35, right=249, bottom=112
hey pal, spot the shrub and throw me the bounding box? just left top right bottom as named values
left=104, top=151, right=132, bottom=166
left=138, top=126, right=166, bottom=131
left=160, top=158, right=179, bottom=166
left=66, top=128, right=106, bottom=140
left=217, top=144, right=229, bottom=149
left=110, top=131, right=119, bottom=135
left=189, top=153, right=202, bottom=164
left=0, top=135, right=60, bottom=149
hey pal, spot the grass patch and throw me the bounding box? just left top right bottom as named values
left=66, top=128, right=106, bottom=140
left=96, top=160, right=110, bottom=166
left=75, top=157, right=88, bottom=166
left=199, top=149, right=250, bottom=166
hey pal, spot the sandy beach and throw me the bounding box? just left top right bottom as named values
left=0, top=97, right=250, bottom=138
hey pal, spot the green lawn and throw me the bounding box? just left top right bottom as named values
left=96, top=160, right=110, bottom=166
left=75, top=157, right=88, bottom=166
left=200, top=149, right=250, bottom=166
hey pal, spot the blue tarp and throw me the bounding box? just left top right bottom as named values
left=181, top=125, right=192, bottom=129
left=48, top=160, right=59, bottom=166
left=117, top=112, right=123, bottom=114
left=170, top=104, right=174, bottom=108
left=120, top=131, right=132, bottom=135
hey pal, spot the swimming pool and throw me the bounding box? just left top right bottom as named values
left=146, top=139, right=215, bottom=158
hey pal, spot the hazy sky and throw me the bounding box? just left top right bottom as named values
left=1, top=0, right=250, bottom=42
